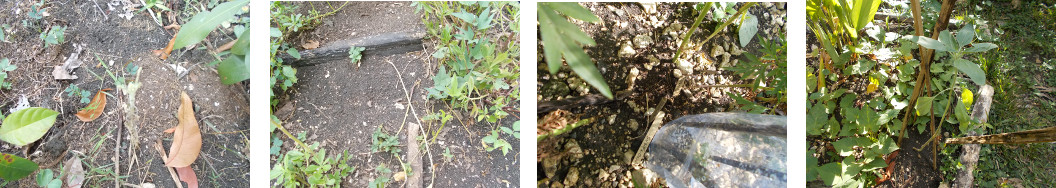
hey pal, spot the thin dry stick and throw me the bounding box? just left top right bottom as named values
left=153, top=141, right=183, bottom=188
left=387, top=60, right=436, bottom=187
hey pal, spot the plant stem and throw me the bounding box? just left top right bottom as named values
left=273, top=116, right=313, bottom=159
left=702, top=2, right=756, bottom=45
left=537, top=118, right=593, bottom=142
left=673, top=2, right=712, bottom=63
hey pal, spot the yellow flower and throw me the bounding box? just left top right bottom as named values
left=866, top=77, right=879, bottom=94
left=961, top=88, right=974, bottom=109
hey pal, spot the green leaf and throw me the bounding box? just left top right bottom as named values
left=0, top=107, right=59, bottom=146
left=876, top=134, right=899, bottom=154
left=952, top=59, right=986, bottom=86
left=939, top=31, right=957, bottom=52
left=546, top=2, right=600, bottom=23
left=287, top=48, right=301, bottom=59
left=0, top=152, right=38, bottom=181
left=807, top=104, right=827, bottom=135
left=915, top=36, right=947, bottom=52
left=172, top=0, right=249, bottom=49
left=963, top=43, right=998, bottom=53
left=738, top=13, right=759, bottom=47
left=956, top=24, right=975, bottom=47
left=832, top=137, right=868, bottom=156
left=217, top=55, right=249, bottom=84
left=817, top=162, right=841, bottom=185
left=230, top=28, right=250, bottom=55
left=37, top=168, right=53, bottom=186
left=807, top=155, right=819, bottom=181
left=915, top=97, right=934, bottom=116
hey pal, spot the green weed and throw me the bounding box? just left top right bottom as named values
left=35, top=169, right=61, bottom=188
left=415, top=1, right=520, bottom=156
left=39, top=25, right=64, bottom=48
left=270, top=142, right=355, bottom=188
left=371, top=126, right=401, bottom=157
left=349, top=46, right=365, bottom=68
left=0, top=58, right=16, bottom=89
left=63, top=84, right=92, bottom=103
left=368, top=164, right=392, bottom=188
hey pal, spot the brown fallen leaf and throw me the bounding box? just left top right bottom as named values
left=153, top=32, right=178, bottom=60
left=175, top=166, right=198, bottom=188
left=165, top=91, right=202, bottom=168
left=75, top=88, right=112, bottom=122
left=302, top=40, right=320, bottom=49
left=62, top=156, right=85, bottom=188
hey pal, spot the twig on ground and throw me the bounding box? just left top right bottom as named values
left=387, top=60, right=435, bottom=188
left=153, top=141, right=184, bottom=188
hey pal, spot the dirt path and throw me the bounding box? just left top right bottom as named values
left=276, top=2, right=518, bottom=187
left=0, top=1, right=249, bottom=187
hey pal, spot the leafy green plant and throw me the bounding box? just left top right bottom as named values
left=0, top=152, right=38, bottom=181
left=349, top=46, right=365, bottom=67
left=0, top=107, right=59, bottom=146
left=482, top=121, right=518, bottom=156
left=368, top=164, right=392, bottom=188
left=64, top=84, right=92, bottom=104
left=370, top=126, right=401, bottom=157
left=0, top=24, right=10, bottom=42
left=537, top=2, right=610, bottom=99
left=0, top=58, right=16, bottom=89
left=416, top=2, right=519, bottom=157
left=728, top=35, right=787, bottom=114
left=39, top=26, right=64, bottom=48
left=35, top=169, right=61, bottom=188
left=270, top=142, right=355, bottom=188
left=171, top=0, right=249, bottom=84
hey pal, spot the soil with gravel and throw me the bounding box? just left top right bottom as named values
left=273, top=2, right=519, bottom=187
left=0, top=1, right=249, bottom=187
left=537, top=2, right=786, bottom=187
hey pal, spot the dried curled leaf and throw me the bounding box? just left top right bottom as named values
left=62, top=155, right=85, bottom=188
left=75, top=89, right=111, bottom=122
left=165, top=92, right=202, bottom=167
left=175, top=166, right=199, bottom=188
left=153, top=32, right=177, bottom=60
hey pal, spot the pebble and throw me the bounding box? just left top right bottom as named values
left=677, top=59, right=694, bottom=75
left=618, top=42, right=635, bottom=57
left=623, top=150, right=634, bottom=164
left=645, top=56, right=660, bottom=70
left=633, top=35, right=653, bottom=49
left=566, top=140, right=584, bottom=160
left=564, top=167, right=580, bottom=186
left=628, top=120, right=639, bottom=131
left=672, top=69, right=683, bottom=78
left=640, top=2, right=657, bottom=14
left=543, top=156, right=559, bottom=178
left=608, top=114, right=617, bottom=125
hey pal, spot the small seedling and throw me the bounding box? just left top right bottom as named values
left=482, top=128, right=512, bottom=156
left=442, top=147, right=453, bottom=162
left=64, top=84, right=92, bottom=103
left=349, top=46, right=365, bottom=68
left=139, top=0, right=171, bottom=12
left=371, top=126, right=401, bottom=156
left=0, top=58, right=16, bottom=89
left=369, top=163, right=392, bottom=188
left=40, top=26, right=65, bottom=48
left=36, top=169, right=62, bottom=188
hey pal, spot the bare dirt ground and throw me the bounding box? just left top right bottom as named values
left=273, top=2, right=518, bottom=187
left=0, top=1, right=249, bottom=187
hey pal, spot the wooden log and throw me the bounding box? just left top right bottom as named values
left=282, top=30, right=426, bottom=67
left=951, top=84, right=993, bottom=188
